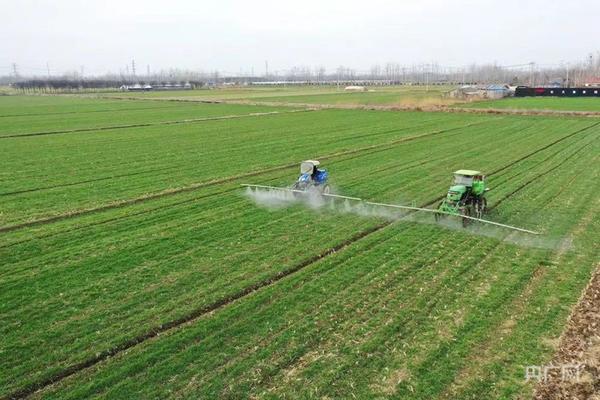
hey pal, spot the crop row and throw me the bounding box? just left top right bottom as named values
left=1, top=113, right=598, bottom=396
left=25, top=137, right=600, bottom=399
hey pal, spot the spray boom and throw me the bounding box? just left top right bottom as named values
left=240, top=184, right=541, bottom=236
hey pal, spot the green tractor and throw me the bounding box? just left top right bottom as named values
left=435, top=170, right=488, bottom=226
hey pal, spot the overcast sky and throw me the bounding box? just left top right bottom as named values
left=1, top=0, right=599, bottom=76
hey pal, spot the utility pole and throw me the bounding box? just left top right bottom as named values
left=46, top=62, right=51, bottom=78
left=529, top=62, right=535, bottom=86
left=264, top=60, right=268, bottom=78
left=12, top=63, right=18, bottom=79
left=131, top=59, right=136, bottom=77
left=147, top=64, right=150, bottom=77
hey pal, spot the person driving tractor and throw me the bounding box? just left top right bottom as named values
left=311, top=164, right=326, bottom=183
left=293, top=160, right=330, bottom=193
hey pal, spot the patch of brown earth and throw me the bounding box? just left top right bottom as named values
left=534, top=264, right=600, bottom=400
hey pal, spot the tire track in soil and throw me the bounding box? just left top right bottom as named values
left=0, top=166, right=180, bottom=197
left=4, top=140, right=587, bottom=399
left=0, top=104, right=182, bottom=119
left=0, top=121, right=484, bottom=234
left=492, top=139, right=595, bottom=210
left=3, top=222, right=388, bottom=400
left=0, top=109, right=311, bottom=139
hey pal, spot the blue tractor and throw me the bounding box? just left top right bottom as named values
left=292, top=160, right=330, bottom=194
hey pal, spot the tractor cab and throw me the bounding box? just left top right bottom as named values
left=438, top=169, right=489, bottom=224
left=453, top=170, right=485, bottom=186
left=300, top=160, right=319, bottom=175
left=294, top=160, right=330, bottom=193
left=449, top=170, right=486, bottom=198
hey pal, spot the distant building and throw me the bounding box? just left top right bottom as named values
left=344, top=85, right=367, bottom=92
left=120, top=84, right=151, bottom=92
left=120, top=82, right=194, bottom=91
left=583, top=78, right=600, bottom=87
left=481, top=84, right=510, bottom=99
left=447, top=84, right=510, bottom=100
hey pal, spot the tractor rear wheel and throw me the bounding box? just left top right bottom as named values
left=461, top=206, right=472, bottom=227
left=475, top=197, right=487, bottom=219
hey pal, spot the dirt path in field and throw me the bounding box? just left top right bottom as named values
left=533, top=263, right=600, bottom=400
left=228, top=100, right=600, bottom=117
left=100, top=95, right=600, bottom=118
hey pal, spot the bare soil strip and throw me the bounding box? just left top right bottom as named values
left=110, top=97, right=600, bottom=118
left=223, top=100, right=600, bottom=117
left=533, top=265, right=600, bottom=400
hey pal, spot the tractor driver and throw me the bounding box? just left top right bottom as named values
left=311, top=165, right=319, bottom=182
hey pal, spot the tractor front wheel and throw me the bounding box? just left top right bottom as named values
left=434, top=201, right=445, bottom=222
